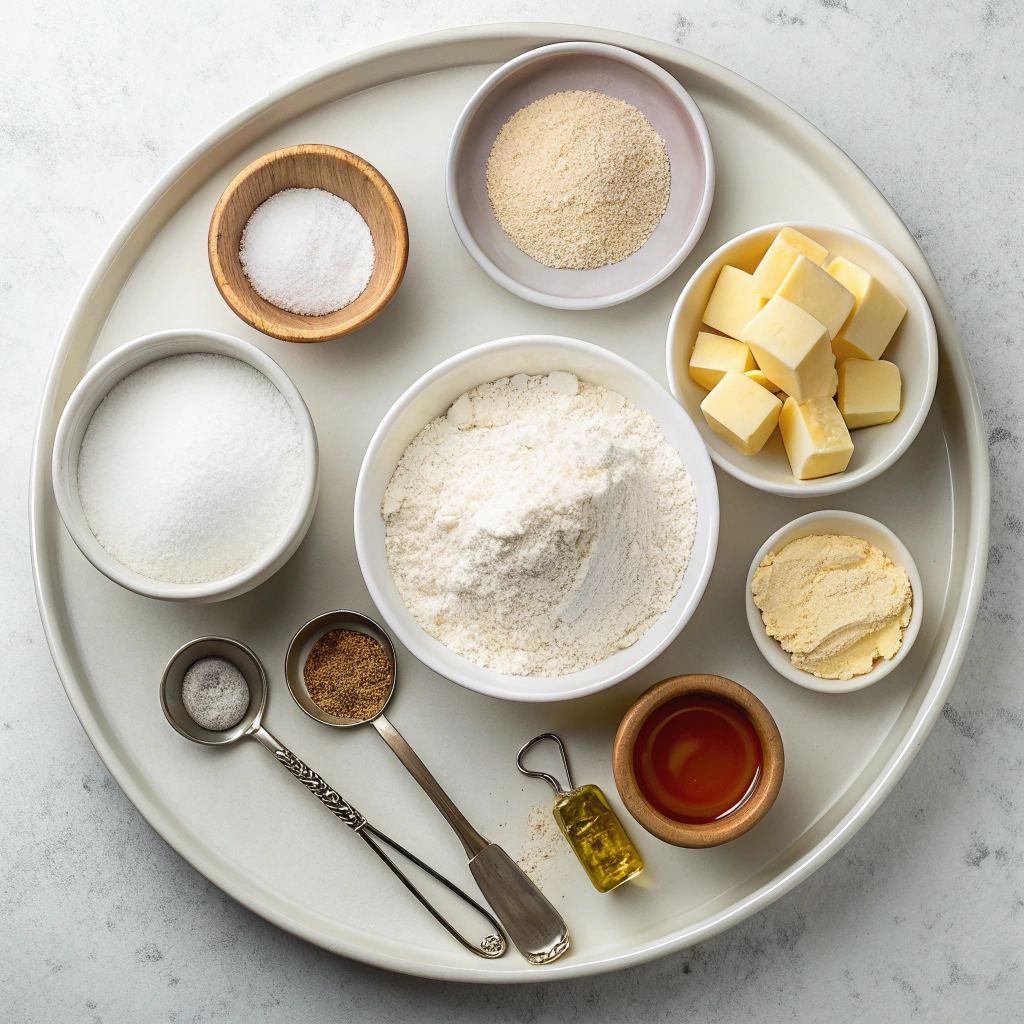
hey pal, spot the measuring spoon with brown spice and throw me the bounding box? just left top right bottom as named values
left=160, top=635, right=505, bottom=959
left=285, top=609, right=570, bottom=966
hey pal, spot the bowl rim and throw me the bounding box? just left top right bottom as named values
left=612, top=673, right=785, bottom=848
left=744, top=510, right=924, bottom=692
left=51, top=328, right=320, bottom=602
left=353, top=333, right=720, bottom=702
left=665, top=221, right=939, bottom=496
left=445, top=41, right=715, bottom=310
left=208, top=143, right=409, bottom=343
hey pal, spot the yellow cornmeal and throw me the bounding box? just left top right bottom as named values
left=751, top=534, right=912, bottom=680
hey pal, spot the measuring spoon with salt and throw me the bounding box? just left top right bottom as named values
left=160, top=635, right=506, bottom=959
left=285, top=610, right=571, bottom=966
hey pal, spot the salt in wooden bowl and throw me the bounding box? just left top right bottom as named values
left=208, top=144, right=409, bottom=343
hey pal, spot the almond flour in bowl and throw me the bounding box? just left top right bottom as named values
left=380, top=371, right=698, bottom=677
left=751, top=533, right=913, bottom=680
left=486, top=90, right=671, bottom=270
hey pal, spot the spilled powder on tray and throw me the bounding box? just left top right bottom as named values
left=517, top=804, right=570, bottom=886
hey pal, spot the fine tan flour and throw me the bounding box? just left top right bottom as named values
left=486, top=90, right=671, bottom=270
left=751, top=534, right=913, bottom=680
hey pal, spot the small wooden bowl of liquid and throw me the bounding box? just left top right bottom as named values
left=208, top=144, right=408, bottom=343
left=612, top=674, right=784, bottom=848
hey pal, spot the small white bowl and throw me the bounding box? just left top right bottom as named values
left=353, top=335, right=720, bottom=703
left=446, top=41, right=714, bottom=310
left=745, top=511, right=923, bottom=693
left=666, top=223, right=938, bottom=496
left=52, top=329, right=319, bottom=603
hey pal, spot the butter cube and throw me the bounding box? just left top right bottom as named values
left=745, top=369, right=780, bottom=392
left=837, top=358, right=902, bottom=428
left=702, top=266, right=768, bottom=339
left=700, top=370, right=783, bottom=456
left=776, top=256, right=856, bottom=340
left=688, top=332, right=757, bottom=390
left=827, top=257, right=908, bottom=362
left=779, top=397, right=854, bottom=479
left=741, top=296, right=837, bottom=404
left=751, top=228, right=828, bottom=298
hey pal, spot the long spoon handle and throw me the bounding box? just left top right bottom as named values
left=372, top=714, right=489, bottom=857
left=254, top=726, right=367, bottom=828
left=370, top=716, right=570, bottom=965
left=251, top=726, right=506, bottom=959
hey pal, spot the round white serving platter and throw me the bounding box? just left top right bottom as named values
left=30, top=24, right=989, bottom=983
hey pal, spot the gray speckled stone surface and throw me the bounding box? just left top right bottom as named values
left=1, top=2, right=1018, bottom=1020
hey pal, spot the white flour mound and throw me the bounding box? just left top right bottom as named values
left=381, top=372, right=698, bottom=676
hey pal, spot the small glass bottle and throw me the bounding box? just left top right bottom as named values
left=517, top=733, right=644, bottom=894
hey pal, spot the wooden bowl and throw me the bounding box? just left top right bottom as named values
left=208, top=144, right=408, bottom=343
left=612, top=674, right=784, bottom=848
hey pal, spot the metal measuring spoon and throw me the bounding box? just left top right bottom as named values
left=160, top=635, right=506, bottom=959
left=285, top=611, right=571, bottom=966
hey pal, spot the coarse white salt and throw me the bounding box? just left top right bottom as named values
left=77, top=353, right=307, bottom=585
left=238, top=187, right=375, bottom=315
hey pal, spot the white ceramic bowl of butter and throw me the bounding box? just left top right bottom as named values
left=354, top=335, right=720, bottom=703
left=745, top=510, right=923, bottom=692
left=666, top=223, right=938, bottom=497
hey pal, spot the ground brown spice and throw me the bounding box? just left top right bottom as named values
left=303, top=629, right=393, bottom=720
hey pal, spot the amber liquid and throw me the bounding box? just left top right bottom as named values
left=633, top=694, right=763, bottom=824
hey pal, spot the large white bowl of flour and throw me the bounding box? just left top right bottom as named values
left=354, top=336, right=719, bottom=702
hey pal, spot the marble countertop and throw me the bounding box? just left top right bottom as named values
left=2, top=2, right=1019, bottom=1020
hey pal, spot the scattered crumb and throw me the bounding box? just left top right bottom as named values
left=517, top=804, right=568, bottom=884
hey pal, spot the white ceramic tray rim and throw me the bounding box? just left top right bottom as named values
left=29, top=24, right=989, bottom=983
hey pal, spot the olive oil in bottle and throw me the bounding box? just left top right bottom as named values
left=517, top=733, right=643, bottom=893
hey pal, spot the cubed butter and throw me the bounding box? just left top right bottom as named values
left=745, top=368, right=780, bottom=392
left=741, top=295, right=837, bottom=404
left=700, top=370, right=783, bottom=456
left=688, top=332, right=757, bottom=390
left=827, top=257, right=908, bottom=362
left=776, top=256, right=856, bottom=340
left=837, top=358, right=902, bottom=428
left=702, top=266, right=768, bottom=339
left=779, top=397, right=855, bottom=480
left=751, top=227, right=828, bottom=298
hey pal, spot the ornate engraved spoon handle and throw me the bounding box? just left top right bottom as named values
left=251, top=726, right=505, bottom=959
left=260, top=733, right=367, bottom=830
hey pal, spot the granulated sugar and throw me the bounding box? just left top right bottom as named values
left=486, top=90, right=671, bottom=270
left=381, top=372, right=697, bottom=676
left=239, top=187, right=375, bottom=315
left=77, top=353, right=306, bottom=584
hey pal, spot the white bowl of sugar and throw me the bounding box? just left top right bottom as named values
left=354, top=335, right=720, bottom=703
left=52, top=329, right=319, bottom=602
